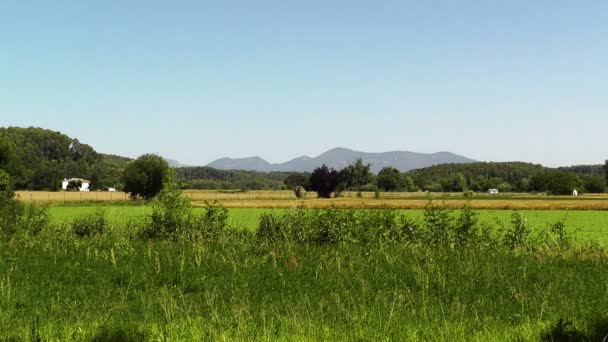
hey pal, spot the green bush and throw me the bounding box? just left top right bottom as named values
left=72, top=210, right=107, bottom=237
left=503, top=212, right=531, bottom=249
left=192, top=201, right=229, bottom=240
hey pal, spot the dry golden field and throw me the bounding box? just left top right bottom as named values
left=15, top=190, right=608, bottom=210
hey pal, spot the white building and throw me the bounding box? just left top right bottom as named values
left=62, top=178, right=91, bottom=192
left=488, top=189, right=499, bottom=194
left=572, top=189, right=578, bottom=196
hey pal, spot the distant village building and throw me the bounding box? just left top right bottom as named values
left=488, top=189, right=499, bottom=194
left=572, top=189, right=578, bottom=196
left=62, top=178, right=91, bottom=192
left=108, top=187, right=117, bottom=192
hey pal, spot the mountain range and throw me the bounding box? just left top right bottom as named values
left=207, top=148, right=476, bottom=173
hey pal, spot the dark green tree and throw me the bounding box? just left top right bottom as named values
left=583, top=175, right=606, bottom=193
left=544, top=171, right=582, bottom=195
left=340, top=159, right=373, bottom=190
left=122, top=154, right=169, bottom=199
left=376, top=167, right=401, bottom=191
left=309, top=164, right=341, bottom=198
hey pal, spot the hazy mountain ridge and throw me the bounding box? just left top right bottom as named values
left=207, top=147, right=476, bottom=173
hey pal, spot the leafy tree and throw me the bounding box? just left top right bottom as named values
left=122, top=154, right=169, bottom=199
left=340, top=159, right=373, bottom=190
left=583, top=175, right=606, bottom=193
left=605, top=160, right=608, bottom=183
left=403, top=175, right=418, bottom=192
left=376, top=167, right=401, bottom=191
left=309, top=164, right=341, bottom=198
left=544, top=171, right=582, bottom=195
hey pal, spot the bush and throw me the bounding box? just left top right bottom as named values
left=16, top=203, right=49, bottom=236
left=423, top=199, right=453, bottom=245
left=193, top=201, right=229, bottom=240
left=454, top=203, right=478, bottom=247
left=72, top=210, right=107, bottom=237
left=144, top=177, right=193, bottom=239
left=502, top=212, right=531, bottom=249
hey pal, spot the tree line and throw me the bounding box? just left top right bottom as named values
left=292, top=160, right=608, bottom=198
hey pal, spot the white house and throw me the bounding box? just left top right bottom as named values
left=108, top=187, right=117, bottom=192
left=572, top=189, right=578, bottom=196
left=62, top=178, right=91, bottom=192
left=488, top=189, right=499, bottom=194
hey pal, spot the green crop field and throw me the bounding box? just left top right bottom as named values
left=48, top=206, right=608, bottom=245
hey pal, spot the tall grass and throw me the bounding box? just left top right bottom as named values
left=1, top=194, right=607, bottom=340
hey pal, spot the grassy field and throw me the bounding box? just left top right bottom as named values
left=48, top=206, right=608, bottom=245
left=6, top=195, right=608, bottom=340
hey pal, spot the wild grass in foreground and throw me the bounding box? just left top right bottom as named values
left=1, top=184, right=608, bottom=341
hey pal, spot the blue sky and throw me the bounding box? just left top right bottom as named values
left=1, top=1, right=606, bottom=167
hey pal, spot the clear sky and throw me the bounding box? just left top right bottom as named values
left=1, top=1, right=606, bottom=167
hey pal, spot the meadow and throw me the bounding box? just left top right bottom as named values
left=3, top=191, right=608, bottom=340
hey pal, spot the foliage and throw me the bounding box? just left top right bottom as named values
left=423, top=199, right=453, bottom=244
left=582, top=175, right=606, bottom=193
left=65, top=179, right=83, bottom=191
left=284, top=173, right=309, bottom=189
left=193, top=201, right=229, bottom=240
left=175, top=167, right=306, bottom=190
left=502, top=212, right=531, bottom=249
left=543, top=170, right=583, bottom=195
left=71, top=210, right=107, bottom=237
left=340, top=158, right=373, bottom=190
left=0, top=127, right=128, bottom=190
left=454, top=202, right=478, bottom=247
left=144, top=174, right=193, bottom=238
left=122, top=154, right=169, bottom=199
left=142, top=175, right=229, bottom=240
left=406, top=162, right=544, bottom=192
left=376, top=166, right=401, bottom=191
left=309, top=164, right=341, bottom=198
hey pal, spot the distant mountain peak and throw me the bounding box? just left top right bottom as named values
left=207, top=148, right=475, bottom=173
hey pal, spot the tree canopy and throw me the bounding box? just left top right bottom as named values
left=122, top=154, right=169, bottom=199
left=309, top=164, right=342, bottom=198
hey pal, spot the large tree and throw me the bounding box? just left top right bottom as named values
left=376, top=167, right=401, bottom=191
left=340, top=158, right=373, bottom=190
left=122, top=154, right=169, bottom=199
left=309, top=164, right=341, bottom=198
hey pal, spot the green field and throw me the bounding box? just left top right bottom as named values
left=2, top=202, right=608, bottom=340
left=49, top=206, right=608, bottom=245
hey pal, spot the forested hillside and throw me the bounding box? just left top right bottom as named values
left=404, top=162, right=606, bottom=194
left=0, top=127, right=128, bottom=190
left=175, top=167, right=308, bottom=190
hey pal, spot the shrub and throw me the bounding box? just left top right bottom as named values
left=193, top=201, right=229, bottom=240
left=503, top=212, right=531, bottom=249
left=423, top=199, right=453, bottom=245
left=144, top=177, right=193, bottom=239
left=454, top=203, right=478, bottom=247
left=72, top=210, right=107, bottom=237
left=550, top=220, right=571, bottom=249
left=16, top=203, right=49, bottom=236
